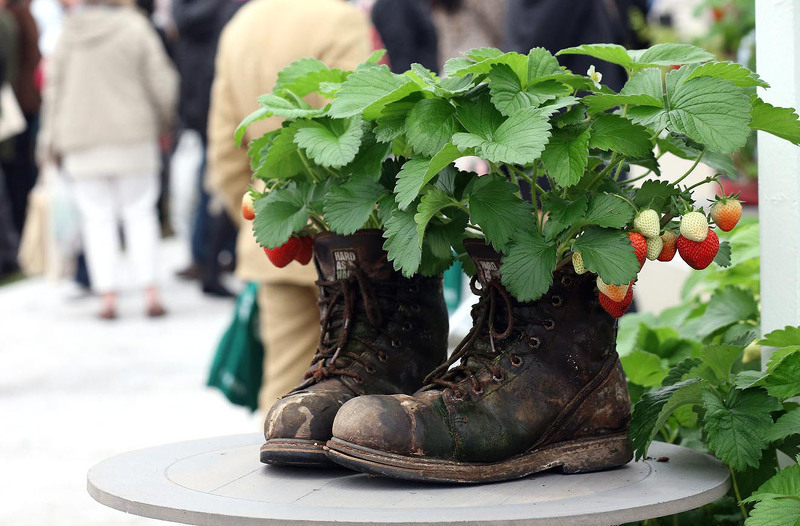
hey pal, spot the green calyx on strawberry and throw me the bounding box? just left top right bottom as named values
left=599, top=283, right=634, bottom=318
left=634, top=209, right=661, bottom=239
left=680, top=211, right=709, bottom=242
left=677, top=229, right=719, bottom=270
left=710, top=197, right=742, bottom=232
left=629, top=231, right=648, bottom=268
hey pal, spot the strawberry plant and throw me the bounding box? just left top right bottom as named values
left=236, top=43, right=800, bottom=312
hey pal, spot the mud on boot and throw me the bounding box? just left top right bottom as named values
left=261, top=230, right=449, bottom=467
left=325, top=239, right=633, bottom=482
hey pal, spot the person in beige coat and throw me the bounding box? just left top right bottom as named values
left=38, top=0, right=178, bottom=319
left=207, top=0, right=372, bottom=408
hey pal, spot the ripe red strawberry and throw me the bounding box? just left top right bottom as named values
left=264, top=237, right=300, bottom=268
left=600, top=285, right=634, bottom=318
left=710, top=198, right=742, bottom=232
left=658, top=230, right=678, bottom=262
left=242, top=193, right=255, bottom=221
left=677, top=229, right=719, bottom=270
left=629, top=231, right=647, bottom=268
left=294, top=236, right=313, bottom=265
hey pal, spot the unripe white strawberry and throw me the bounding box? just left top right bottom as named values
left=634, top=209, right=661, bottom=239
left=596, top=276, right=629, bottom=302
left=680, top=211, right=709, bottom=242
left=646, top=235, right=663, bottom=261
left=572, top=252, right=587, bottom=275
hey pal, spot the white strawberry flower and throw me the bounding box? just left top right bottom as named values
left=587, top=65, right=603, bottom=90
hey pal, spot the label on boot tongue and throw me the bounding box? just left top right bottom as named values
left=332, top=250, right=358, bottom=279
left=475, top=259, right=501, bottom=284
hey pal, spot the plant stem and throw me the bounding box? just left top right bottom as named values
left=588, top=154, right=625, bottom=189
left=672, top=150, right=706, bottom=187
left=619, top=171, right=654, bottom=186
left=730, top=468, right=749, bottom=521
left=297, top=150, right=320, bottom=183
left=308, top=211, right=328, bottom=232
left=685, top=176, right=717, bottom=192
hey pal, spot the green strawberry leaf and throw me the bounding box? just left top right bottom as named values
left=328, top=65, right=421, bottom=120
left=630, top=43, right=714, bottom=69
left=357, top=49, right=387, bottom=70
left=663, top=72, right=752, bottom=153
left=500, top=229, right=557, bottom=302
left=760, top=326, right=800, bottom=347
left=541, top=195, right=588, bottom=241
left=583, top=93, right=664, bottom=114
left=557, top=44, right=634, bottom=69
left=274, top=58, right=350, bottom=97
left=582, top=193, right=636, bottom=229
left=698, top=286, right=759, bottom=338
left=235, top=107, right=269, bottom=146
left=702, top=386, right=781, bottom=471
left=629, top=378, right=704, bottom=460
left=634, top=179, right=679, bottom=210
left=434, top=165, right=475, bottom=201
left=466, top=175, right=535, bottom=252
left=414, top=187, right=458, bottom=246
left=405, top=99, right=461, bottom=157
left=750, top=96, right=800, bottom=145
left=455, top=93, right=506, bottom=139
left=526, top=47, right=562, bottom=81
left=322, top=173, right=385, bottom=235
left=766, top=407, right=800, bottom=443
left=256, top=94, right=326, bottom=119
left=394, top=143, right=463, bottom=210
left=714, top=240, right=732, bottom=267
left=572, top=227, right=640, bottom=285
left=589, top=114, right=653, bottom=158
left=254, top=124, right=306, bottom=180
left=695, top=344, right=745, bottom=385
left=383, top=206, right=422, bottom=277
left=745, top=496, right=800, bottom=526
left=685, top=61, right=769, bottom=88
left=489, top=64, right=570, bottom=116
left=423, top=210, right=468, bottom=260
left=444, top=49, right=527, bottom=79
left=453, top=106, right=554, bottom=164
left=621, top=350, right=668, bottom=387
left=762, top=349, right=800, bottom=400
left=374, top=95, right=421, bottom=144
left=252, top=183, right=311, bottom=248
left=293, top=116, right=364, bottom=168
left=662, top=357, right=703, bottom=386
left=656, top=135, right=738, bottom=176
left=541, top=125, right=591, bottom=188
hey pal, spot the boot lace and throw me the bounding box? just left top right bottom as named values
left=424, top=276, right=550, bottom=395
left=301, top=268, right=391, bottom=387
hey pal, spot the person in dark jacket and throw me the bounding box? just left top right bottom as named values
left=0, top=35, right=21, bottom=279
left=371, top=0, right=439, bottom=73
left=172, top=0, right=245, bottom=297
left=503, top=0, right=648, bottom=92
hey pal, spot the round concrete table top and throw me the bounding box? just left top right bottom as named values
left=88, top=434, right=730, bottom=526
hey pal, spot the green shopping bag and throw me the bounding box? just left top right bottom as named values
left=207, top=282, right=264, bottom=411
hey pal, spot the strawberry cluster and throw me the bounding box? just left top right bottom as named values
left=573, top=197, right=743, bottom=319
left=242, top=191, right=314, bottom=268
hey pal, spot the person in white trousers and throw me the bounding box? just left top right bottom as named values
left=37, top=0, right=178, bottom=319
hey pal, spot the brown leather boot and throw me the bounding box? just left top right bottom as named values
left=260, top=230, right=449, bottom=467
left=325, top=239, right=632, bottom=482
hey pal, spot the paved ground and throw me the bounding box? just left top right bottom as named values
left=0, top=240, right=261, bottom=525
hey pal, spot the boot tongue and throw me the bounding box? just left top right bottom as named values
left=465, top=239, right=503, bottom=287
left=314, top=230, right=391, bottom=281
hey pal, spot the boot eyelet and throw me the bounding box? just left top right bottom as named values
left=561, top=276, right=573, bottom=287
left=365, top=364, right=376, bottom=373
left=354, top=376, right=363, bottom=384
left=492, top=371, right=505, bottom=383
left=402, top=321, right=413, bottom=331
left=377, top=351, right=388, bottom=362
left=527, top=336, right=541, bottom=349
left=510, top=355, right=522, bottom=367
left=409, top=284, right=420, bottom=293
left=452, top=389, right=464, bottom=400
left=551, top=295, right=563, bottom=307
left=391, top=339, right=402, bottom=348
left=411, top=304, right=421, bottom=313
left=472, top=385, right=484, bottom=395
left=543, top=319, right=555, bottom=331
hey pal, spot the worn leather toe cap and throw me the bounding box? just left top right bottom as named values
left=331, top=393, right=454, bottom=458
left=264, top=390, right=353, bottom=441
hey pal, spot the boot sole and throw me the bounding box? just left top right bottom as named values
left=260, top=439, right=334, bottom=468
left=324, top=432, right=633, bottom=483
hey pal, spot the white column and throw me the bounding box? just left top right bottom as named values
left=756, top=0, right=800, bottom=366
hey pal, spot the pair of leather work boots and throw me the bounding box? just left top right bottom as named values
left=261, top=230, right=632, bottom=483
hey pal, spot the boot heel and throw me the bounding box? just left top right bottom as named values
left=558, top=434, right=633, bottom=474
